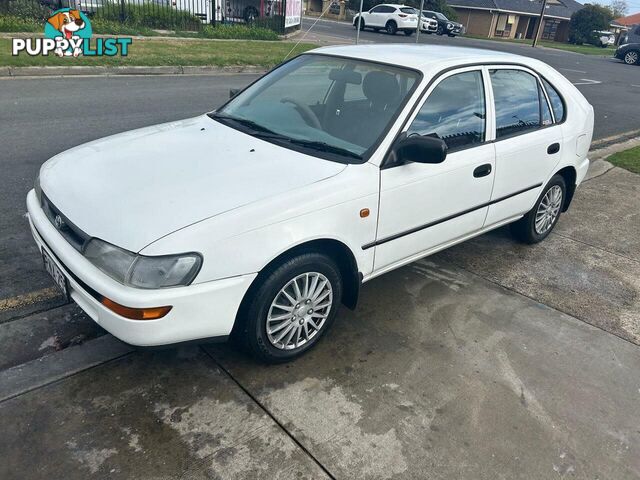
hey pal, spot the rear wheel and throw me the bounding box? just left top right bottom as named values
left=624, top=50, right=639, bottom=65
left=511, top=175, right=566, bottom=244
left=235, top=252, right=343, bottom=363
left=386, top=21, right=397, bottom=35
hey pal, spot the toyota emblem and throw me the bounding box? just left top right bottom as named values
left=54, top=214, right=64, bottom=230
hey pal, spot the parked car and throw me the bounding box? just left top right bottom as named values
left=419, top=12, right=438, bottom=33
left=615, top=24, right=640, bottom=65
left=28, top=45, right=593, bottom=363
left=422, top=10, right=464, bottom=36
left=353, top=4, right=418, bottom=36
left=593, top=30, right=615, bottom=48
left=328, top=1, right=340, bottom=15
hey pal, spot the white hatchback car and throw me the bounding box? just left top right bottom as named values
left=28, top=45, right=593, bottom=362
left=353, top=4, right=418, bottom=35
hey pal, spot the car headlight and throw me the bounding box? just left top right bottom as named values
left=447, top=22, right=453, bottom=29
left=83, top=238, right=202, bottom=289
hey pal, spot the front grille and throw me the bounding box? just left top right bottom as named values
left=41, top=193, right=90, bottom=252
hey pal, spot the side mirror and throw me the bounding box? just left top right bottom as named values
left=394, top=135, right=447, bottom=164
left=229, top=88, right=240, bottom=99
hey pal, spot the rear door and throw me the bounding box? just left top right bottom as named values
left=373, top=68, right=496, bottom=271
left=484, top=67, right=563, bottom=227
left=365, top=5, right=388, bottom=27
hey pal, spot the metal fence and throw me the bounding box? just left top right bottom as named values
left=1, top=0, right=299, bottom=33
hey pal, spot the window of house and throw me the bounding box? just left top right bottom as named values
left=541, top=78, right=565, bottom=122
left=406, top=70, right=486, bottom=151
left=490, top=69, right=541, bottom=138
left=541, top=19, right=560, bottom=40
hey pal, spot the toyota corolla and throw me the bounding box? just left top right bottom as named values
left=27, top=45, right=594, bottom=362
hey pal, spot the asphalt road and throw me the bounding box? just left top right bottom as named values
left=302, top=16, right=640, bottom=141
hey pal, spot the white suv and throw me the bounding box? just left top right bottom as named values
left=353, top=4, right=418, bottom=36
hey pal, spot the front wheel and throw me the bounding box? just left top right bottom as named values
left=354, top=18, right=365, bottom=30
left=511, top=175, right=566, bottom=244
left=623, top=50, right=639, bottom=65
left=436, top=26, right=444, bottom=35
left=236, top=252, right=343, bottom=363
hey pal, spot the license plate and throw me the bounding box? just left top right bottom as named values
left=42, top=249, right=68, bottom=299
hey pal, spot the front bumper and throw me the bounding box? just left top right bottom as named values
left=420, top=22, right=437, bottom=32
left=26, top=189, right=256, bottom=346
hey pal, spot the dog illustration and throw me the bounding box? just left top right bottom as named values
left=47, top=10, right=85, bottom=57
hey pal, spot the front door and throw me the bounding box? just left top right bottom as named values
left=373, top=69, right=496, bottom=272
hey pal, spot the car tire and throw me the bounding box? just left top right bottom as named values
left=404, top=30, right=413, bottom=36
left=436, top=25, right=444, bottom=35
left=448, top=33, right=455, bottom=37
left=511, top=174, right=566, bottom=244
left=386, top=21, right=397, bottom=35
left=235, top=252, right=343, bottom=363
left=354, top=18, right=365, bottom=30
left=623, top=50, right=639, bottom=65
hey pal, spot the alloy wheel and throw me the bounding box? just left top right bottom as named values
left=534, top=185, right=563, bottom=235
left=624, top=51, right=638, bottom=65
left=266, top=272, right=333, bottom=350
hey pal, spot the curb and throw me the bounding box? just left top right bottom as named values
left=1, top=65, right=268, bottom=77
left=0, top=334, right=133, bottom=403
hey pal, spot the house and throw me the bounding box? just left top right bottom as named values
left=446, top=0, right=584, bottom=42
left=614, top=12, right=640, bottom=27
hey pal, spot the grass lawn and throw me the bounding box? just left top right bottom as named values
left=465, top=35, right=613, bottom=56
left=0, top=37, right=315, bottom=68
left=607, top=145, right=640, bottom=175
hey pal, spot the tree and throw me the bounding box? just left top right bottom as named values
left=568, top=4, right=613, bottom=45
left=608, top=0, right=627, bottom=18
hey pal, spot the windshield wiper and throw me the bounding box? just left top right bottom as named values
left=288, top=139, right=362, bottom=160
left=210, top=113, right=361, bottom=160
left=209, top=112, right=277, bottom=135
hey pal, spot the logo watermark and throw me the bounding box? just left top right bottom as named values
left=12, top=8, right=132, bottom=58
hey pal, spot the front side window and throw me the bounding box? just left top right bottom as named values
left=215, top=55, right=420, bottom=163
left=406, top=70, right=485, bottom=151
left=541, top=78, right=565, bottom=123
left=490, top=69, right=541, bottom=139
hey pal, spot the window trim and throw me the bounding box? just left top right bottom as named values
left=540, top=76, right=567, bottom=124
left=401, top=67, right=488, bottom=155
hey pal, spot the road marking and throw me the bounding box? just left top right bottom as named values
left=561, top=68, right=587, bottom=73
left=632, top=85, right=640, bottom=88
left=0, top=287, right=60, bottom=312
left=573, top=79, right=602, bottom=86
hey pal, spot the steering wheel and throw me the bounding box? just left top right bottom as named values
left=281, top=97, right=322, bottom=130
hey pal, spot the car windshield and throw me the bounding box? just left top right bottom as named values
left=212, top=54, right=420, bottom=163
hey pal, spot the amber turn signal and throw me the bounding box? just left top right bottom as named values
left=101, top=297, right=172, bottom=320
left=360, top=208, right=370, bottom=218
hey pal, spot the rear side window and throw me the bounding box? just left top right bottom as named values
left=539, top=83, right=553, bottom=126
left=400, top=7, right=416, bottom=14
left=541, top=78, right=565, bottom=123
left=407, top=70, right=486, bottom=151
left=490, top=69, right=540, bottom=139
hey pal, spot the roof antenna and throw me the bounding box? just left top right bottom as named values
left=284, top=2, right=336, bottom=61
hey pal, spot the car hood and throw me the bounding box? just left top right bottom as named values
left=40, top=115, right=347, bottom=252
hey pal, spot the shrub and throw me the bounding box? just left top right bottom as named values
left=0, top=0, right=52, bottom=22
left=90, top=17, right=157, bottom=36
left=94, top=3, right=201, bottom=31
left=198, top=23, right=279, bottom=40
left=568, top=4, right=612, bottom=45
left=0, top=13, right=42, bottom=31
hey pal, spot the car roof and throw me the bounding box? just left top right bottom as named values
left=310, top=44, right=536, bottom=74
left=376, top=3, right=412, bottom=7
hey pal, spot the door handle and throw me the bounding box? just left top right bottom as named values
left=473, top=163, right=492, bottom=178
left=547, top=143, right=560, bottom=154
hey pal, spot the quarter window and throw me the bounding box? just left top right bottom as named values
left=406, top=70, right=486, bottom=151
left=541, top=78, right=565, bottom=123
left=490, top=69, right=541, bottom=139
left=539, top=83, right=553, bottom=126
